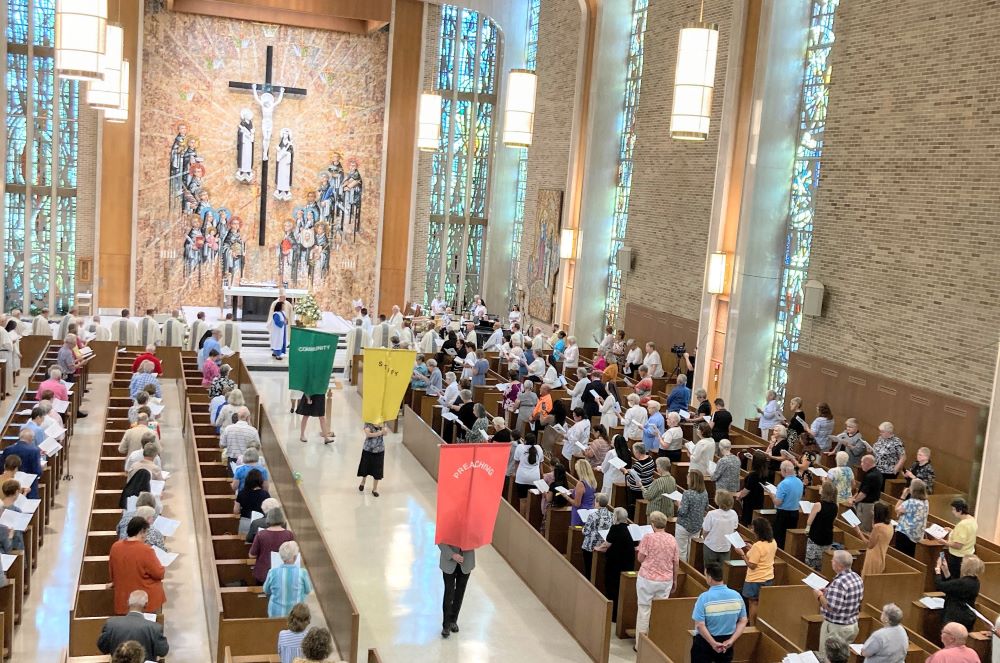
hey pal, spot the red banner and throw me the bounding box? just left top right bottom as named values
left=435, top=443, right=511, bottom=550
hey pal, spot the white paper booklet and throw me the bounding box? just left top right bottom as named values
left=802, top=572, right=829, bottom=590
left=841, top=509, right=862, bottom=527
left=725, top=532, right=747, bottom=549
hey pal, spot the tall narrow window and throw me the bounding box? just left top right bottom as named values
left=507, top=0, right=540, bottom=310
left=4, top=0, right=79, bottom=314
left=768, top=0, right=840, bottom=396
left=425, top=6, right=502, bottom=311
left=604, top=0, right=648, bottom=328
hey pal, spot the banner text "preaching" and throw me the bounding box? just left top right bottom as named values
left=297, top=345, right=332, bottom=352
left=452, top=460, right=495, bottom=479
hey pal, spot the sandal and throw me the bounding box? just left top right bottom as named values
left=372, top=491, right=379, bottom=497
left=299, top=437, right=307, bottom=443
left=358, top=484, right=365, bottom=492
left=323, top=438, right=335, bottom=445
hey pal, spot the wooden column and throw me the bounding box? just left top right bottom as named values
left=378, top=0, right=424, bottom=312
left=97, top=0, right=141, bottom=309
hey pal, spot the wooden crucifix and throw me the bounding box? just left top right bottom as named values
left=229, top=45, right=307, bottom=245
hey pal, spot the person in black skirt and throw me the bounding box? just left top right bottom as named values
left=358, top=422, right=387, bottom=497
left=297, top=391, right=335, bottom=445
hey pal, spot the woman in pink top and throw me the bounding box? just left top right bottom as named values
left=201, top=349, right=221, bottom=387
left=635, top=510, right=679, bottom=640
left=37, top=368, right=69, bottom=402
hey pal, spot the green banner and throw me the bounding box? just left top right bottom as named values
left=288, top=327, right=340, bottom=395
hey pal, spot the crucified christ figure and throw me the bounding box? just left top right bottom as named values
left=252, top=83, right=285, bottom=161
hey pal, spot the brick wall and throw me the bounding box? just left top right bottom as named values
left=620, top=0, right=732, bottom=324
left=798, top=0, right=1000, bottom=405
left=515, top=0, right=581, bottom=318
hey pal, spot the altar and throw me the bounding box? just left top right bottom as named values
left=223, top=285, right=309, bottom=322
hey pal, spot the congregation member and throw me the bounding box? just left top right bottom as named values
left=97, top=590, right=170, bottom=659
left=568, top=367, right=590, bottom=410
left=245, top=497, right=281, bottom=544
left=582, top=425, right=611, bottom=472
left=935, top=552, right=983, bottom=631
left=711, top=398, right=732, bottom=442
left=785, top=396, right=807, bottom=445
left=600, top=435, right=631, bottom=497
left=129, top=360, right=162, bottom=399
left=357, top=422, right=388, bottom=496
left=3, top=429, right=42, bottom=498
left=827, top=418, right=869, bottom=467
left=674, top=469, right=709, bottom=563
left=689, top=430, right=716, bottom=477
left=804, top=481, right=839, bottom=570
left=119, top=414, right=156, bottom=456
left=642, top=401, right=665, bottom=456
left=514, top=380, right=538, bottom=434
left=643, top=456, right=677, bottom=517
left=598, top=379, right=620, bottom=427
left=734, top=517, right=776, bottom=625
left=711, top=440, right=741, bottom=494
left=215, top=389, right=246, bottom=430
left=872, top=422, right=906, bottom=480
left=827, top=451, right=854, bottom=504
left=810, top=402, right=835, bottom=451
left=849, top=455, right=883, bottom=532
left=128, top=444, right=164, bottom=482
left=771, top=460, right=804, bottom=548
left=209, top=363, right=237, bottom=399
left=902, top=446, right=935, bottom=496
left=700, top=491, right=738, bottom=570
left=755, top=390, right=782, bottom=439
left=927, top=623, right=981, bottom=663
left=232, top=448, right=269, bottom=492
left=0, top=480, right=25, bottom=552
left=202, top=348, right=222, bottom=386
left=665, top=375, right=690, bottom=413
left=263, top=541, right=314, bottom=618
left=604, top=507, right=635, bottom=622
left=277, top=603, right=311, bottom=663
left=691, top=563, right=748, bottom=663
left=235, top=469, right=271, bottom=535
left=859, top=603, right=908, bottom=663
left=622, top=393, right=648, bottom=445
left=736, top=454, right=767, bottom=526
left=567, top=459, right=597, bottom=526
left=438, top=541, right=475, bottom=639
left=692, top=388, right=712, bottom=426
left=855, top=502, right=893, bottom=576
left=625, top=442, right=655, bottom=518
left=815, top=550, right=864, bottom=661
left=642, top=342, right=663, bottom=378
left=635, top=511, right=679, bottom=642
left=249, top=508, right=296, bottom=585
left=580, top=493, right=614, bottom=576
left=581, top=370, right=607, bottom=419
left=109, top=517, right=166, bottom=615
left=221, top=407, right=261, bottom=467
left=131, top=344, right=163, bottom=375
left=624, top=339, right=642, bottom=375
left=37, top=366, right=69, bottom=401
left=893, top=478, right=929, bottom=557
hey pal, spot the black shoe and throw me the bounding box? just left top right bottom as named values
left=76, top=411, right=88, bottom=418
left=449, top=623, right=459, bottom=633
left=372, top=491, right=379, bottom=497
left=441, top=627, right=450, bottom=638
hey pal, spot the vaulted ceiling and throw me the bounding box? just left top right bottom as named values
left=164, top=0, right=392, bottom=34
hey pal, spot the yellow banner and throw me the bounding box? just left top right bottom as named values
left=361, top=348, right=417, bottom=424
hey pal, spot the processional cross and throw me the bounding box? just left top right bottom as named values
left=228, top=45, right=307, bottom=245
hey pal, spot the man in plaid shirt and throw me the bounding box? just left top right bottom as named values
left=220, top=407, right=260, bottom=466
left=815, top=549, right=864, bottom=661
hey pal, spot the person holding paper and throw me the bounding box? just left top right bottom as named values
left=37, top=367, right=69, bottom=402
left=119, top=422, right=157, bottom=458
left=625, top=443, right=656, bottom=518
left=622, top=393, right=648, bottom=444
left=96, top=590, right=170, bottom=659
left=558, top=408, right=591, bottom=463
left=810, top=402, right=835, bottom=452
left=600, top=435, right=632, bottom=498
left=598, top=379, right=620, bottom=428
left=109, top=517, right=166, bottom=615
left=131, top=505, right=167, bottom=551
left=209, top=363, right=237, bottom=400
left=849, top=455, right=883, bottom=533
left=755, top=390, right=783, bottom=439
left=580, top=493, right=614, bottom=576
left=0, top=457, right=29, bottom=496
left=581, top=369, right=607, bottom=419
left=0, top=481, right=25, bottom=552
left=941, top=498, right=979, bottom=583
left=691, top=563, right=748, bottom=663
left=675, top=470, right=709, bottom=563
left=934, top=553, right=984, bottom=632
left=583, top=425, right=612, bottom=472
left=828, top=452, right=855, bottom=504
left=512, top=380, right=537, bottom=434
left=127, top=444, right=164, bottom=482
left=927, top=623, right=981, bottom=663
left=736, top=454, right=767, bottom=526
left=655, top=411, right=684, bottom=462
left=235, top=469, right=272, bottom=535
left=131, top=344, right=163, bottom=375
left=604, top=507, right=636, bottom=621
left=712, top=440, right=741, bottom=494
left=512, top=432, right=543, bottom=498
left=249, top=507, right=295, bottom=584
left=856, top=502, right=893, bottom=577
left=466, top=403, right=490, bottom=442
left=893, top=479, right=929, bottom=557
left=815, top=550, right=864, bottom=661
left=1, top=429, right=41, bottom=499
left=530, top=384, right=554, bottom=432
left=562, top=336, right=580, bottom=374
left=541, top=356, right=561, bottom=390
left=21, top=407, right=48, bottom=446
left=859, top=603, right=908, bottom=663
left=665, top=374, right=691, bottom=414
left=805, top=482, right=839, bottom=570
left=116, top=492, right=160, bottom=539
left=826, top=418, right=870, bottom=468
left=642, top=401, right=665, bottom=456
left=772, top=461, right=804, bottom=548
left=201, top=348, right=222, bottom=386
left=701, top=491, right=738, bottom=570
left=690, top=433, right=717, bottom=477
left=734, top=518, right=776, bottom=625
left=763, top=425, right=791, bottom=476
left=635, top=511, right=679, bottom=641
left=264, top=541, right=314, bottom=618
left=642, top=456, right=678, bottom=517
left=568, top=460, right=598, bottom=526
left=632, top=366, right=653, bottom=403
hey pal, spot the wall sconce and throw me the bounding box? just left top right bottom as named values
left=559, top=228, right=576, bottom=260
left=417, top=92, right=443, bottom=151
left=707, top=251, right=727, bottom=294
left=503, top=69, right=537, bottom=147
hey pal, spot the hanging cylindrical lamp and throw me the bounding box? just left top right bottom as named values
left=669, top=11, right=719, bottom=141
left=417, top=92, right=443, bottom=152
left=103, top=59, right=129, bottom=123
left=55, top=0, right=108, bottom=81
left=86, top=23, right=123, bottom=109
left=502, top=69, right=537, bottom=148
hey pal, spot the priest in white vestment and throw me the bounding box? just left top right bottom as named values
left=368, top=316, right=391, bottom=348
left=483, top=322, right=504, bottom=351
left=187, top=312, right=210, bottom=352
left=109, top=310, right=139, bottom=347
left=418, top=323, right=439, bottom=355
left=31, top=310, right=52, bottom=337
left=160, top=310, right=187, bottom=347
left=398, top=320, right=414, bottom=348
left=137, top=310, right=160, bottom=347
left=0, top=323, right=13, bottom=396
left=82, top=317, right=112, bottom=342
left=217, top=315, right=243, bottom=352
left=56, top=308, right=78, bottom=340
left=345, top=319, right=369, bottom=379
left=387, top=305, right=404, bottom=332
left=266, top=295, right=293, bottom=359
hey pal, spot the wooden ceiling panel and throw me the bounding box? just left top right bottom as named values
left=166, top=0, right=391, bottom=34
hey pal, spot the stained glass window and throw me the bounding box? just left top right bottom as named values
left=4, top=0, right=78, bottom=314
left=767, top=0, right=840, bottom=397
left=425, top=6, right=501, bottom=311
left=507, top=0, right=540, bottom=311
left=604, top=0, right=648, bottom=328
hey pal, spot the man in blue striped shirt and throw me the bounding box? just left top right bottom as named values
left=691, top=564, right=748, bottom=663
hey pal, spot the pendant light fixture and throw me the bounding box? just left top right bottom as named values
left=669, top=0, right=719, bottom=141
left=86, top=23, right=123, bottom=109
left=103, top=59, right=129, bottom=123
left=417, top=92, right=443, bottom=152
left=502, top=69, right=537, bottom=148
left=55, top=0, right=108, bottom=81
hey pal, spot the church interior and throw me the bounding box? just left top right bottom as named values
left=1, top=0, right=999, bottom=661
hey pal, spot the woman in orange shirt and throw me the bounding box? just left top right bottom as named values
left=109, top=516, right=166, bottom=614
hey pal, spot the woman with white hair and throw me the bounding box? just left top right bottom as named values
left=580, top=493, right=613, bottom=576
left=263, top=540, right=313, bottom=617
left=129, top=360, right=162, bottom=399
left=827, top=417, right=870, bottom=467
left=514, top=380, right=538, bottom=434
left=569, top=367, right=590, bottom=410
left=859, top=603, right=908, bottom=663
left=828, top=451, right=855, bottom=504
left=659, top=411, right=685, bottom=462
left=562, top=336, right=579, bottom=375
left=249, top=507, right=295, bottom=584
left=755, top=389, right=782, bottom=439
left=599, top=380, right=621, bottom=428
left=622, top=393, right=648, bottom=444
left=711, top=440, right=741, bottom=493
left=215, top=388, right=246, bottom=431
left=604, top=506, right=636, bottom=622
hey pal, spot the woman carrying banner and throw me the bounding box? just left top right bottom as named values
left=297, top=391, right=335, bottom=445
left=358, top=421, right=388, bottom=496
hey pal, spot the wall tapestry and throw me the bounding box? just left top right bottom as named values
left=526, top=189, right=563, bottom=323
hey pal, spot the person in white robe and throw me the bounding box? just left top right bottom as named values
left=56, top=308, right=78, bottom=340
left=266, top=295, right=293, bottom=359
left=568, top=368, right=590, bottom=410
left=0, top=324, right=13, bottom=396
left=217, top=315, right=243, bottom=352
left=542, top=361, right=562, bottom=389
left=531, top=327, right=549, bottom=353
left=109, top=310, right=139, bottom=347
left=10, top=310, right=29, bottom=336
left=369, top=316, right=391, bottom=348
left=31, top=310, right=52, bottom=337
left=509, top=323, right=523, bottom=349
left=159, top=310, right=187, bottom=347
left=137, top=310, right=160, bottom=347
left=430, top=297, right=446, bottom=315
left=398, top=320, right=414, bottom=348
left=387, top=305, right=404, bottom=332
left=360, top=309, right=373, bottom=336
left=483, top=322, right=504, bottom=351
left=599, top=383, right=621, bottom=428
left=3, top=318, right=22, bottom=375
left=345, top=320, right=370, bottom=373
left=187, top=312, right=211, bottom=352
left=83, top=316, right=112, bottom=342
left=418, top=323, right=439, bottom=355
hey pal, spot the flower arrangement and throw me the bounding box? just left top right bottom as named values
left=294, top=292, right=322, bottom=327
